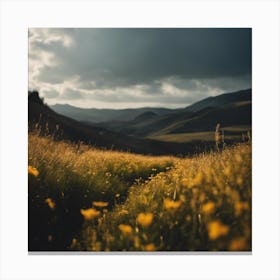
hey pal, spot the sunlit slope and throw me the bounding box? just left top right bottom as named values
left=28, top=133, right=251, bottom=251
left=80, top=144, right=251, bottom=251
left=147, top=126, right=251, bottom=143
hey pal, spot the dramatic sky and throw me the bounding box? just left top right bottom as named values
left=29, top=28, right=251, bottom=109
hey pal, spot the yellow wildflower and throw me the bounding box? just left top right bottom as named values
left=229, top=237, right=247, bottom=251
left=119, top=209, right=129, bottom=215
left=235, top=154, right=242, bottom=163
left=45, top=198, right=55, bottom=210
left=137, top=213, right=153, bottom=228
left=118, top=224, right=133, bottom=236
left=236, top=176, right=243, bottom=187
left=28, top=165, right=39, bottom=177
left=145, top=243, right=156, bottom=251
left=202, top=202, right=215, bottom=215
left=163, top=198, right=182, bottom=210
left=192, top=172, right=203, bottom=186
left=224, top=166, right=231, bottom=176
left=80, top=208, right=100, bottom=220
left=181, top=178, right=189, bottom=188
left=234, top=201, right=249, bottom=216
left=207, top=220, right=229, bottom=240
left=92, top=201, right=109, bottom=208
left=192, top=188, right=198, bottom=194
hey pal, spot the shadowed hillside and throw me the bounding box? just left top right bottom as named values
left=28, top=91, right=196, bottom=156
left=95, top=89, right=251, bottom=138
left=183, top=88, right=251, bottom=112
left=51, top=103, right=174, bottom=123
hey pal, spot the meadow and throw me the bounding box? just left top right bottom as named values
left=28, top=131, right=251, bottom=251
left=147, top=126, right=251, bottom=143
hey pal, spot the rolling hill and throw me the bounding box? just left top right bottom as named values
left=95, top=89, right=252, bottom=138
left=30, top=88, right=251, bottom=155
left=183, top=88, right=251, bottom=112
left=51, top=103, right=174, bottom=123
left=28, top=91, right=191, bottom=156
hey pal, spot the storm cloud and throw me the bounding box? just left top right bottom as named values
left=29, top=28, right=251, bottom=108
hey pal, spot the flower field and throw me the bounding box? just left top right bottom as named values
left=28, top=132, right=251, bottom=251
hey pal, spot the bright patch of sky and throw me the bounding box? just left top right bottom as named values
left=29, top=28, right=251, bottom=109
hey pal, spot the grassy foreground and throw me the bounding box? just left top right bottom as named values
left=28, top=132, right=251, bottom=251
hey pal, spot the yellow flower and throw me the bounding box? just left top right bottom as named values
left=202, top=202, right=215, bottom=215
left=207, top=220, right=229, bottom=240
left=28, top=165, right=39, bottom=177
left=45, top=198, right=55, bottom=209
left=118, top=224, right=133, bottom=236
left=163, top=198, right=182, bottom=210
left=236, top=176, right=243, bottom=186
left=137, top=213, right=153, bottom=228
left=145, top=243, right=156, bottom=251
left=229, top=237, right=247, bottom=251
left=80, top=208, right=100, bottom=220
left=224, top=166, right=231, bottom=176
left=192, top=188, right=198, bottom=194
left=191, top=172, right=204, bottom=186
left=181, top=178, right=189, bottom=188
left=235, top=154, right=242, bottom=163
left=92, top=201, right=109, bottom=208
left=234, top=201, right=249, bottom=216
left=119, top=209, right=129, bottom=215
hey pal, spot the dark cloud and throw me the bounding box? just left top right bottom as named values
left=29, top=28, right=251, bottom=108
left=61, top=88, right=83, bottom=100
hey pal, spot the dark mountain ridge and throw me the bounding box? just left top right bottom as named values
left=183, top=88, right=251, bottom=112
left=133, top=111, right=158, bottom=122
left=28, top=91, right=192, bottom=156
left=29, top=88, right=251, bottom=155
left=95, top=89, right=252, bottom=137
left=50, top=88, right=251, bottom=126
left=51, top=103, right=174, bottom=123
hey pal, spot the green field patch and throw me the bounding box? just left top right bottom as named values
left=147, top=126, right=251, bottom=143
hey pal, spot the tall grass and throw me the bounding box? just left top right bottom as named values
left=28, top=132, right=174, bottom=250
left=28, top=132, right=251, bottom=251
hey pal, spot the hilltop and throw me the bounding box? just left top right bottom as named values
left=28, top=91, right=190, bottom=156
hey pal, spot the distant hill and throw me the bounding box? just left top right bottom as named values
left=51, top=89, right=251, bottom=126
left=95, top=89, right=252, bottom=137
left=28, top=91, right=191, bottom=156
left=51, top=103, right=173, bottom=123
left=29, top=88, right=251, bottom=155
left=153, top=101, right=251, bottom=136
left=133, top=111, right=158, bottom=122
left=183, top=88, right=251, bottom=112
